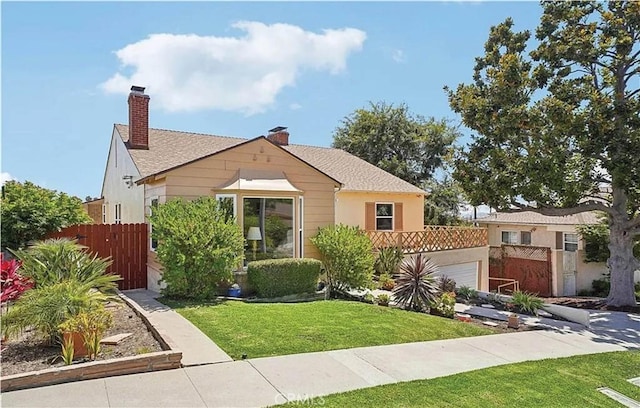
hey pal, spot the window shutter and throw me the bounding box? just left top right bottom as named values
left=365, top=202, right=375, bottom=231
left=555, top=232, right=563, bottom=250
left=394, top=202, right=403, bottom=231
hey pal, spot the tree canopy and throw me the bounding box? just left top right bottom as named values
left=447, top=1, right=640, bottom=307
left=332, top=102, right=459, bottom=187
left=1, top=181, right=91, bottom=250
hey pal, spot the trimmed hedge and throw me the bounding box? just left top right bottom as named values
left=247, top=258, right=322, bottom=298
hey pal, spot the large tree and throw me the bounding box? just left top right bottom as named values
left=447, top=1, right=640, bottom=307
left=1, top=181, right=91, bottom=250
left=332, top=102, right=459, bottom=187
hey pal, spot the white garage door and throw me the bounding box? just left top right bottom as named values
left=436, top=262, right=478, bottom=290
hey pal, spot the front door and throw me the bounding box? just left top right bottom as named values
left=562, top=233, right=578, bottom=296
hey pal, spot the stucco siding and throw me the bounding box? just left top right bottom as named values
left=160, top=138, right=338, bottom=260
left=335, top=191, right=424, bottom=231
left=101, top=128, right=145, bottom=223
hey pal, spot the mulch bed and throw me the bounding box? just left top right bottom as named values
left=0, top=301, right=163, bottom=377
left=542, top=296, right=640, bottom=314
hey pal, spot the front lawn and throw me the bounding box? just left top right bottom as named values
left=161, top=299, right=493, bottom=359
left=318, top=351, right=640, bottom=407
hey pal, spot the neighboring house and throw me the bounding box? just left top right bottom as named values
left=103, top=86, right=449, bottom=292
left=82, top=197, right=104, bottom=224
left=478, top=211, right=607, bottom=296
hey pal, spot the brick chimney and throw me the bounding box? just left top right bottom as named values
left=128, top=85, right=150, bottom=149
left=267, top=126, right=289, bottom=146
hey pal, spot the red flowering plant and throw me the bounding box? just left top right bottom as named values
left=1, top=254, right=33, bottom=303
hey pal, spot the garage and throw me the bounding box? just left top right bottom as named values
left=435, top=262, right=479, bottom=290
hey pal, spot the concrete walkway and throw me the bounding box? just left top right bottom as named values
left=121, top=289, right=232, bottom=366
left=3, top=291, right=638, bottom=408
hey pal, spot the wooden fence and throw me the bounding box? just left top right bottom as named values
left=489, top=245, right=552, bottom=296
left=366, top=226, right=488, bottom=253
left=47, top=224, right=147, bottom=290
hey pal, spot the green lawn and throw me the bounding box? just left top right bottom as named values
left=161, top=299, right=493, bottom=359
left=317, top=351, right=640, bottom=407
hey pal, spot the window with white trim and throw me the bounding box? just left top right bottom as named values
left=564, top=233, right=579, bottom=252
left=375, top=203, right=394, bottom=231
left=150, top=198, right=158, bottom=251
left=114, top=203, right=122, bottom=224
left=501, top=231, right=518, bottom=245
left=101, top=204, right=106, bottom=224
left=520, top=231, right=532, bottom=245
left=216, top=194, right=237, bottom=221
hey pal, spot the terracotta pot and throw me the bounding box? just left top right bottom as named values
left=63, top=331, right=88, bottom=358
left=507, top=314, right=520, bottom=329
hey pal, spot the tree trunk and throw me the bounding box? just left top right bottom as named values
left=606, top=219, right=637, bottom=307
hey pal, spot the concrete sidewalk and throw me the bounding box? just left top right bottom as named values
left=3, top=330, right=634, bottom=408
left=121, top=289, right=232, bottom=366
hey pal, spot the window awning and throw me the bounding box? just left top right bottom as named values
left=218, top=169, right=303, bottom=192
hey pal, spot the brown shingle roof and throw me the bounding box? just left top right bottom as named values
left=115, top=124, right=246, bottom=177
left=115, top=124, right=425, bottom=194
left=477, top=211, right=603, bottom=226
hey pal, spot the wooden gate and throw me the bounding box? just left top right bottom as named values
left=489, top=245, right=552, bottom=297
left=47, top=224, right=147, bottom=290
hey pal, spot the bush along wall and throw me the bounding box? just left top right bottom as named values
left=247, top=258, right=322, bottom=298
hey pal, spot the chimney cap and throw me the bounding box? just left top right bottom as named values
left=130, top=85, right=146, bottom=93
left=269, top=126, right=288, bottom=133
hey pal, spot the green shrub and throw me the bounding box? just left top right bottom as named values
left=431, top=291, right=456, bottom=318
left=591, top=277, right=610, bottom=297
left=378, top=273, right=395, bottom=290
left=149, top=197, right=244, bottom=299
left=374, top=247, right=404, bottom=276
left=311, top=224, right=374, bottom=294
left=13, top=239, right=118, bottom=292
left=2, top=280, right=108, bottom=342
left=1, top=180, right=91, bottom=250
left=248, top=258, right=322, bottom=298
left=511, top=291, right=544, bottom=316
left=377, top=293, right=390, bottom=306
left=456, top=285, right=478, bottom=302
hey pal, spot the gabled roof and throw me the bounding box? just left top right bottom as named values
left=114, top=124, right=426, bottom=194
left=477, top=211, right=603, bottom=226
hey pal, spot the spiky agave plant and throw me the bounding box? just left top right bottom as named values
left=392, top=254, right=440, bottom=312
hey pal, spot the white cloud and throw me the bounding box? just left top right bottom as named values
left=101, top=22, right=366, bottom=115
left=289, top=103, right=302, bottom=110
left=392, top=49, right=405, bottom=63
left=1, top=172, right=15, bottom=186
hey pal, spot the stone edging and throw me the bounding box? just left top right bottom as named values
left=1, top=290, right=183, bottom=393
left=1, top=351, right=182, bottom=392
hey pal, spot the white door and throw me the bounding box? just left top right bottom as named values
left=562, top=251, right=577, bottom=296
left=437, top=262, right=479, bottom=290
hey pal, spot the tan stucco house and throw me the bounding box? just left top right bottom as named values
left=478, top=211, right=608, bottom=296
left=101, top=86, right=433, bottom=292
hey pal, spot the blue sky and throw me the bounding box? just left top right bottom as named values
left=2, top=1, right=543, bottom=199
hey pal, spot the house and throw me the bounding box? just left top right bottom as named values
left=100, top=86, right=488, bottom=292
left=82, top=197, right=104, bottom=224
left=477, top=211, right=607, bottom=296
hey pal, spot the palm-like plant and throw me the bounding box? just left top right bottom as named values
left=12, top=238, right=118, bottom=292
left=392, top=254, right=440, bottom=311
left=2, top=280, right=109, bottom=342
